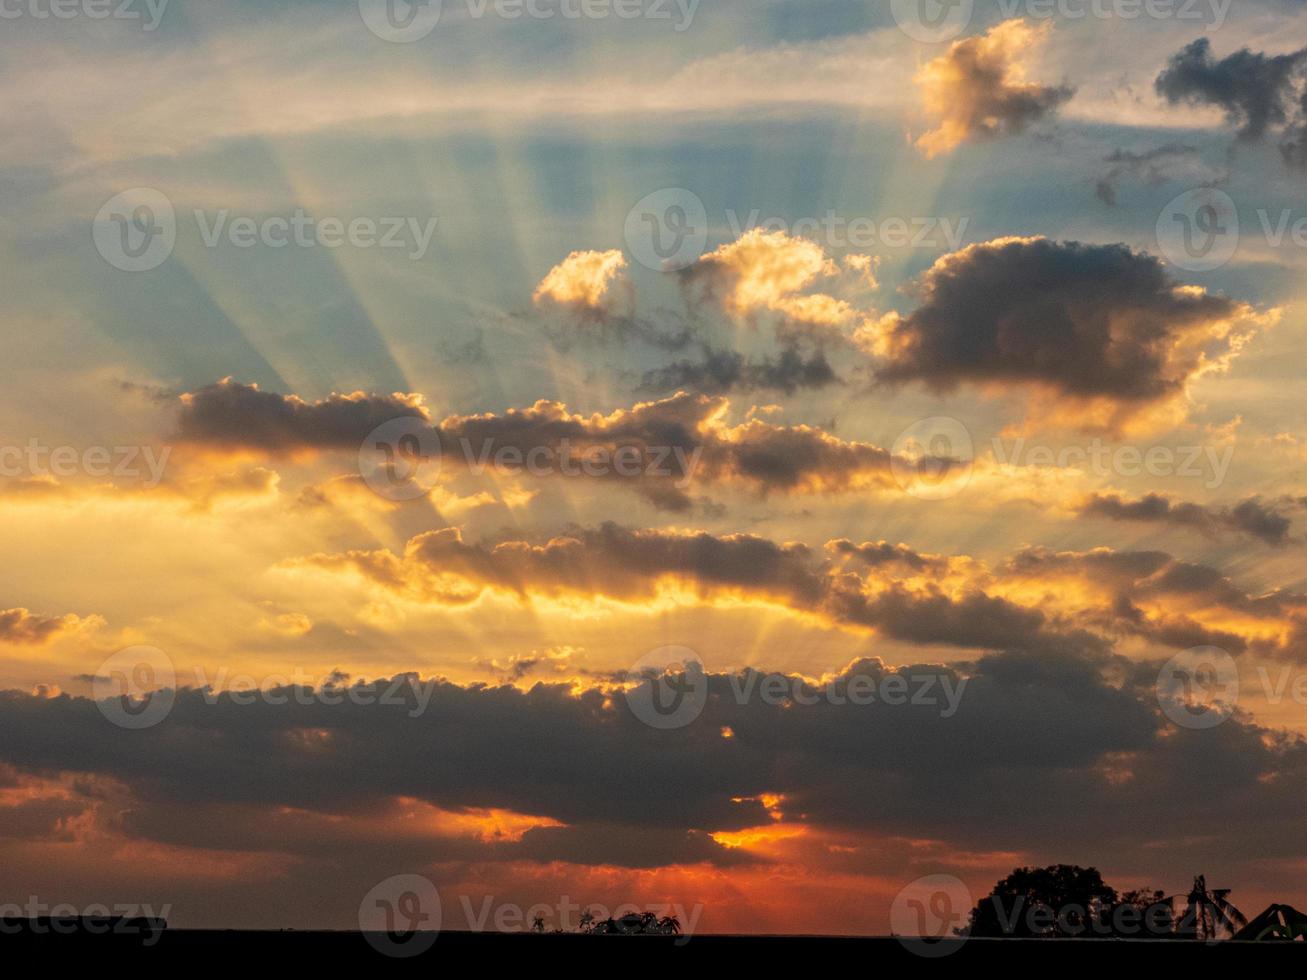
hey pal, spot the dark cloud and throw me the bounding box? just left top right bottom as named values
left=1080, top=492, right=1294, bottom=545
left=303, top=523, right=1084, bottom=654
left=1094, top=144, right=1227, bottom=207
left=1005, top=545, right=1307, bottom=643
left=0, top=607, right=83, bottom=645
left=871, top=237, right=1263, bottom=429
left=1156, top=38, right=1307, bottom=163
left=1, top=650, right=1305, bottom=876
left=640, top=345, right=839, bottom=395
left=833, top=586, right=1091, bottom=654
left=1109, top=595, right=1249, bottom=654
left=530, top=306, right=698, bottom=355
left=176, top=380, right=428, bottom=451
left=174, top=382, right=954, bottom=506
left=826, top=539, right=948, bottom=574
left=306, top=529, right=1307, bottom=658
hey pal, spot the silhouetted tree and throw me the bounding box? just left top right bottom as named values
left=1172, top=875, right=1247, bottom=940
left=1114, top=887, right=1175, bottom=939
left=586, top=911, right=681, bottom=935
left=968, top=865, right=1116, bottom=938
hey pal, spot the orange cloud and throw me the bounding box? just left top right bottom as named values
left=0, top=607, right=96, bottom=645
left=914, top=19, right=1073, bottom=158
left=533, top=249, right=630, bottom=311
left=686, top=229, right=854, bottom=327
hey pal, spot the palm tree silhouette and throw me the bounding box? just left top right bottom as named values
left=1170, top=875, right=1247, bottom=940
left=584, top=910, right=682, bottom=935
left=657, top=915, right=681, bottom=935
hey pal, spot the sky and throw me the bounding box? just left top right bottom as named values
left=2, top=0, right=1307, bottom=939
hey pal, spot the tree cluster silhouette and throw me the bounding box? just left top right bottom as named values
left=967, top=865, right=1180, bottom=939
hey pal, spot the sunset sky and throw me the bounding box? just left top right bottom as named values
left=3, top=0, right=1307, bottom=936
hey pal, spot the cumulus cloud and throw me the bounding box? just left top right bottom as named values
left=528, top=250, right=695, bottom=351
left=1156, top=38, right=1307, bottom=165
left=529, top=231, right=878, bottom=398
left=291, top=523, right=1093, bottom=654
left=1079, top=492, right=1294, bottom=545
left=623, top=229, right=872, bottom=394
left=1, top=648, right=1305, bottom=884
left=826, top=538, right=949, bottom=574
left=864, top=237, right=1272, bottom=432
left=0, top=607, right=90, bottom=645
left=914, top=19, right=1074, bottom=159
left=173, top=382, right=957, bottom=509
left=1002, top=545, right=1307, bottom=658
left=176, top=380, right=428, bottom=452
left=533, top=249, right=631, bottom=313
left=680, top=229, right=855, bottom=329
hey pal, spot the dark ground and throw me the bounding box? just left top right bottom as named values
left=5, top=927, right=1307, bottom=968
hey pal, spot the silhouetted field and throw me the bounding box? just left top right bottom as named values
left=7, top=929, right=1307, bottom=967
